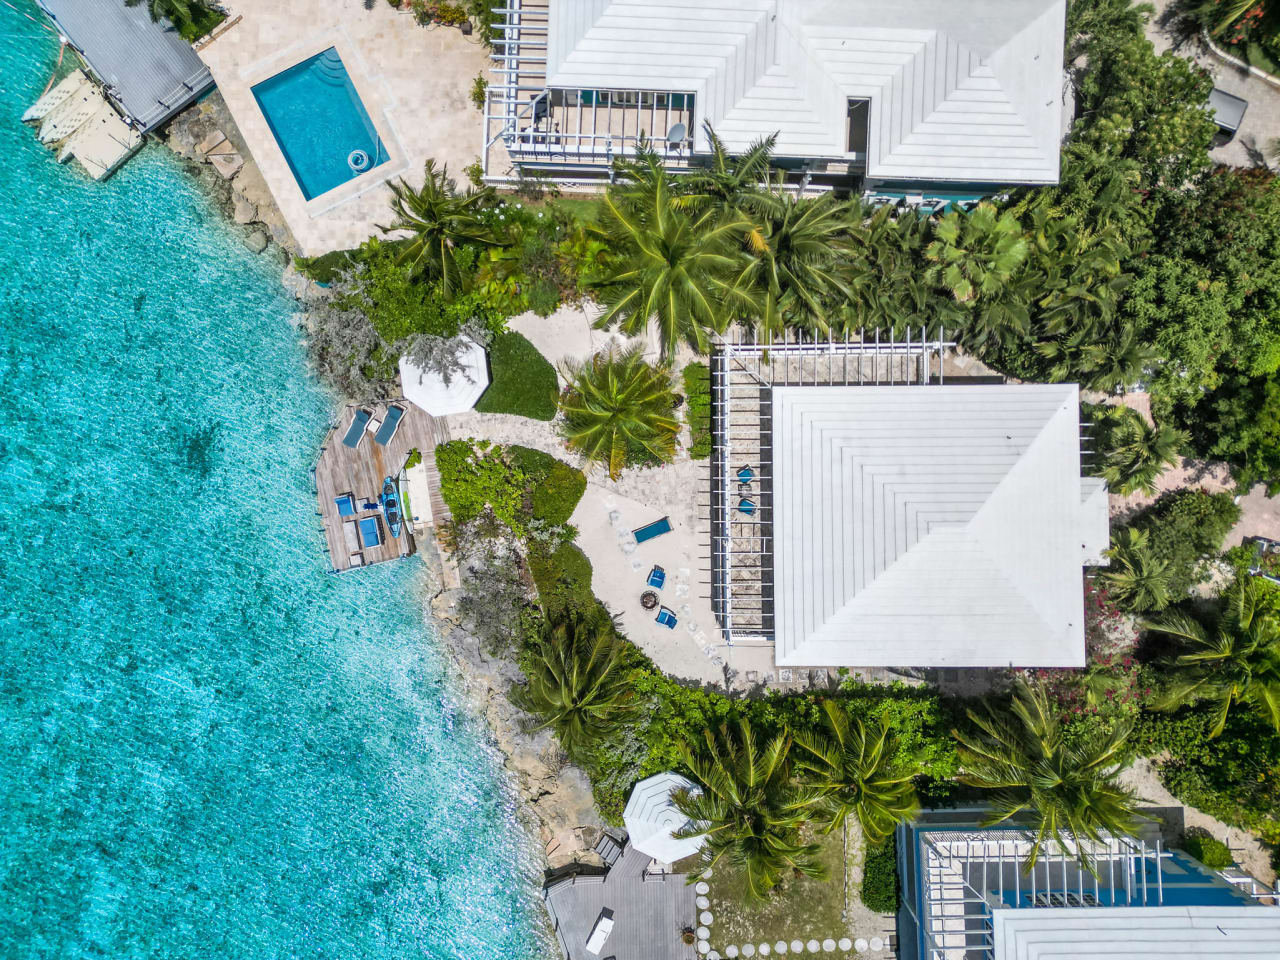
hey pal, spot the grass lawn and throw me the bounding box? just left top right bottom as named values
left=475, top=331, right=558, bottom=420
left=702, top=827, right=853, bottom=949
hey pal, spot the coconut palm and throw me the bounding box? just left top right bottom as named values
left=1094, top=406, right=1185, bottom=496
left=721, top=187, right=857, bottom=337
left=953, top=680, right=1144, bottom=872
left=792, top=700, right=921, bottom=845
left=673, top=717, right=824, bottom=900
left=510, top=615, right=636, bottom=758
left=1147, top=576, right=1280, bottom=737
left=592, top=148, right=745, bottom=358
left=558, top=344, right=681, bottom=480
left=684, top=125, right=777, bottom=217
left=378, top=159, right=500, bottom=295
left=1100, top=527, right=1174, bottom=613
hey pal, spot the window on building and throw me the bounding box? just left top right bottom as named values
left=847, top=99, right=870, bottom=156
left=1031, top=892, right=1099, bottom=907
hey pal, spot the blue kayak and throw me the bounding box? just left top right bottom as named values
left=381, top=477, right=402, bottom=538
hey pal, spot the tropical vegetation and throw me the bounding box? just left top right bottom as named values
left=125, top=0, right=224, bottom=41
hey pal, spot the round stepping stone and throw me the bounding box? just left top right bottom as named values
left=698, top=942, right=711, bottom=955
left=807, top=941, right=821, bottom=954
left=838, top=939, right=852, bottom=952
left=822, top=940, right=836, bottom=953
left=702, top=869, right=713, bottom=879
left=696, top=881, right=711, bottom=895
left=698, top=927, right=711, bottom=940
left=869, top=937, right=884, bottom=953
left=726, top=948, right=739, bottom=959
left=742, top=945, right=755, bottom=957
left=854, top=940, right=868, bottom=953
left=775, top=942, right=788, bottom=955
left=790, top=941, right=804, bottom=954
left=759, top=945, right=770, bottom=956
left=697, top=896, right=710, bottom=909
left=700, top=911, right=714, bottom=925
left=709, top=953, right=721, bottom=960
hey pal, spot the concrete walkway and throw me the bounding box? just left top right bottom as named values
left=1145, top=0, right=1280, bottom=169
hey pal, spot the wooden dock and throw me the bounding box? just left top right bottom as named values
left=314, top=400, right=448, bottom=573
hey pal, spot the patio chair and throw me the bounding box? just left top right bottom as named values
left=737, top=466, right=755, bottom=484
left=656, top=606, right=678, bottom=629
left=647, top=565, right=665, bottom=589
left=738, top=497, right=756, bottom=516
left=334, top=493, right=356, bottom=517
left=374, top=405, right=404, bottom=446
left=341, top=409, right=372, bottom=448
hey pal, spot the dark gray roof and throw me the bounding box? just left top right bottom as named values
left=36, top=0, right=213, bottom=132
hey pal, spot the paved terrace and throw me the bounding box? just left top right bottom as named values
left=197, top=0, right=491, bottom=255
left=544, top=841, right=697, bottom=960
left=314, top=400, right=448, bottom=573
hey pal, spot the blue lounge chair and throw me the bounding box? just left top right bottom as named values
left=342, top=409, right=372, bottom=448
left=374, top=405, right=404, bottom=446
left=737, top=466, right=755, bottom=484
left=738, top=498, right=756, bottom=516
left=633, top=516, right=672, bottom=544
left=358, top=516, right=382, bottom=549
left=656, top=607, right=677, bottom=629
left=647, top=566, right=665, bottom=589
left=334, top=493, right=356, bottom=517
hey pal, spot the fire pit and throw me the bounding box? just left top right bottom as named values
left=640, top=590, right=659, bottom=610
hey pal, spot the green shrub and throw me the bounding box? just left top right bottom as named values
left=1182, top=831, right=1234, bottom=870
left=682, top=362, right=713, bottom=459
left=475, top=332, right=558, bottom=420
left=1129, top=490, right=1241, bottom=596
left=528, top=542, right=596, bottom=620
left=295, top=248, right=359, bottom=284
left=435, top=440, right=527, bottom=535
left=405, top=448, right=422, bottom=469
left=470, top=73, right=488, bottom=111
left=508, top=445, right=586, bottom=525
left=861, top=835, right=899, bottom=913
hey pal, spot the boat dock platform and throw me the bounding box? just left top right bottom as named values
left=23, top=69, right=142, bottom=180
left=313, top=400, right=450, bottom=574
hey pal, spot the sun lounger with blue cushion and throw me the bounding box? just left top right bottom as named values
left=656, top=606, right=678, bottom=629
left=335, top=493, right=356, bottom=517
left=633, top=516, right=672, bottom=544
left=342, top=409, right=372, bottom=448
left=358, top=516, right=382, bottom=549
left=374, top=405, right=404, bottom=446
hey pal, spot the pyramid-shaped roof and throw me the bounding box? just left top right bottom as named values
left=546, top=0, right=1065, bottom=184
left=771, top=384, right=1106, bottom=667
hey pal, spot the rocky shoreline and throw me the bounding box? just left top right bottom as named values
left=162, top=99, right=604, bottom=876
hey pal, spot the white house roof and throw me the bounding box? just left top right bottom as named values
left=546, top=0, right=1065, bottom=184
left=993, top=906, right=1280, bottom=959
left=771, top=384, right=1102, bottom=668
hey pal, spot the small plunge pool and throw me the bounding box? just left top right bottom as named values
left=251, top=47, right=390, bottom=201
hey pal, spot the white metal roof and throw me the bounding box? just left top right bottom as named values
left=545, top=0, right=1065, bottom=184
left=771, top=384, right=1100, bottom=667
left=992, top=906, right=1280, bottom=959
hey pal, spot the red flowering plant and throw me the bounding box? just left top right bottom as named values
left=1203, top=0, right=1280, bottom=64
left=1016, top=580, right=1154, bottom=728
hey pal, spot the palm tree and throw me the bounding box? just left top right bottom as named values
left=1100, top=528, right=1173, bottom=613
left=558, top=344, right=681, bottom=480
left=684, top=125, right=777, bottom=218
left=378, top=159, right=499, bottom=295
left=1147, top=576, right=1280, bottom=737
left=792, top=700, right=921, bottom=846
left=925, top=203, right=1029, bottom=304
left=510, top=615, right=636, bottom=758
left=126, top=0, right=200, bottom=34
left=592, top=148, right=744, bottom=358
left=953, top=680, right=1144, bottom=872
left=722, top=187, right=858, bottom=337
left=673, top=717, right=824, bottom=900
left=1094, top=406, right=1185, bottom=496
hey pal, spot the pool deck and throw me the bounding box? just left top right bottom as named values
left=197, top=0, right=492, bottom=256
left=314, top=400, right=449, bottom=573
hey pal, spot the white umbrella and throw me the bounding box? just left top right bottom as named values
left=398, top=336, right=489, bottom=416
left=623, top=771, right=705, bottom=863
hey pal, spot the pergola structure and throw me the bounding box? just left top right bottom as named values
left=709, top=326, right=956, bottom=646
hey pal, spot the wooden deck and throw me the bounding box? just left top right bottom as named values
left=543, top=842, right=697, bottom=960
left=313, top=400, right=447, bottom=573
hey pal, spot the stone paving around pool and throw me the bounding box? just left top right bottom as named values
left=199, top=0, right=491, bottom=255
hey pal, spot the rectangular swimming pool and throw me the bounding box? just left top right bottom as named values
left=251, top=48, right=390, bottom=201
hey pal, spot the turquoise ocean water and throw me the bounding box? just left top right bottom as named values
left=0, top=8, right=543, bottom=958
